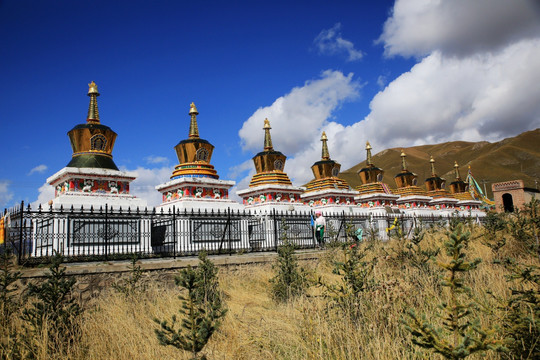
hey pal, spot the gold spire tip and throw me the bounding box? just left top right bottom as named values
left=430, top=156, right=435, bottom=163
left=321, top=132, right=328, bottom=141
left=263, top=118, right=271, bottom=129
left=366, top=141, right=372, bottom=150
left=189, top=102, right=199, bottom=115
left=454, top=161, right=459, bottom=168
left=88, top=81, right=99, bottom=95
left=400, top=149, right=406, bottom=157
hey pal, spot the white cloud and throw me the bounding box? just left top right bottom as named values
left=239, top=70, right=360, bottom=156
left=144, top=155, right=169, bottom=165
left=379, top=0, right=540, bottom=57
left=0, top=180, right=14, bottom=209
left=128, top=166, right=173, bottom=207
left=237, top=70, right=360, bottom=186
left=28, top=164, right=48, bottom=175
left=314, top=23, right=364, bottom=61
left=31, top=182, right=55, bottom=209
left=324, top=39, right=540, bottom=165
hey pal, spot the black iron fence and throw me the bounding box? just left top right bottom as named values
left=1, top=201, right=482, bottom=266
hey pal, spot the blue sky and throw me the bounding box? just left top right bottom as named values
left=1, top=0, right=540, bottom=208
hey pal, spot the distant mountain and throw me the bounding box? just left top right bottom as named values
left=338, top=128, right=540, bottom=198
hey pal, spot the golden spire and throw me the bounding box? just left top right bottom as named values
left=321, top=132, right=330, bottom=160
left=430, top=156, right=436, bottom=176
left=86, top=81, right=100, bottom=123
left=366, top=141, right=373, bottom=165
left=454, top=161, right=461, bottom=180
left=188, top=102, right=199, bottom=138
left=263, top=118, right=273, bottom=151
left=400, top=149, right=407, bottom=171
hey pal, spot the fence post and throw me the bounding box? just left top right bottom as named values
left=172, top=205, right=176, bottom=259
left=18, top=201, right=24, bottom=264
left=273, top=208, right=278, bottom=251
left=228, top=207, right=232, bottom=256
left=104, top=204, right=108, bottom=260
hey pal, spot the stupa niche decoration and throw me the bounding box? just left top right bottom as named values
left=46, top=82, right=146, bottom=209
left=237, top=119, right=306, bottom=211
left=424, top=157, right=458, bottom=212
left=301, top=132, right=358, bottom=209
left=392, top=150, right=432, bottom=213
left=354, top=142, right=399, bottom=211
left=155, top=103, right=241, bottom=211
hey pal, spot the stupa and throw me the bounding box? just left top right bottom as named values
left=424, top=157, right=458, bottom=213
left=300, top=132, right=358, bottom=212
left=392, top=150, right=432, bottom=214
left=46, top=82, right=146, bottom=209
left=155, top=103, right=242, bottom=211
left=354, top=142, right=399, bottom=213
left=237, top=119, right=307, bottom=212
left=449, top=163, right=482, bottom=214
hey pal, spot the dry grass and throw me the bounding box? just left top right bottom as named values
left=3, top=223, right=538, bottom=359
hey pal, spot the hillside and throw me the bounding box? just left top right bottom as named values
left=338, top=128, right=540, bottom=198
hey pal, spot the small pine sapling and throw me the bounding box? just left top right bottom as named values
left=193, top=251, right=225, bottom=315
left=318, top=242, right=377, bottom=322
left=499, top=259, right=539, bottom=359
left=112, top=255, right=146, bottom=297
left=405, top=227, right=440, bottom=273
left=270, top=239, right=308, bottom=302
left=155, top=255, right=226, bottom=360
left=403, top=224, right=504, bottom=359
left=0, top=248, right=21, bottom=322
left=21, top=251, right=81, bottom=353
left=0, top=248, right=22, bottom=359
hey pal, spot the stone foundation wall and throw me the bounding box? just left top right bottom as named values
left=18, top=252, right=319, bottom=303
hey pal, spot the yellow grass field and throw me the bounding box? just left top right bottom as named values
left=2, top=217, right=539, bottom=360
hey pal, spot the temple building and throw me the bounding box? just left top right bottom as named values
left=354, top=142, right=399, bottom=212
left=392, top=150, right=432, bottom=214
left=46, top=82, right=146, bottom=209
left=237, top=119, right=307, bottom=212
left=300, top=132, right=358, bottom=211
left=424, top=157, right=458, bottom=213
left=155, top=103, right=242, bottom=211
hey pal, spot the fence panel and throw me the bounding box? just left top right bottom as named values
left=2, top=202, right=483, bottom=265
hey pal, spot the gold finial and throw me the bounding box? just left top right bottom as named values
left=189, top=102, right=199, bottom=115
left=366, top=141, right=373, bottom=165
left=188, top=102, right=199, bottom=138
left=86, top=81, right=100, bottom=123
left=400, top=150, right=407, bottom=171
left=88, top=81, right=99, bottom=95
left=263, top=118, right=273, bottom=151
left=321, top=132, right=330, bottom=160
left=430, top=156, right=436, bottom=176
